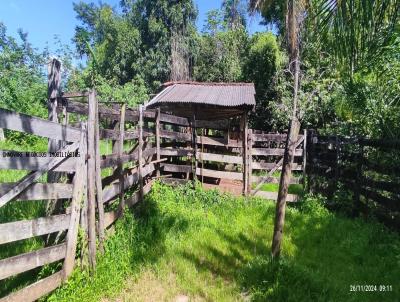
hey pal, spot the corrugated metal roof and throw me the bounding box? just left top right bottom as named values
left=145, top=82, right=256, bottom=109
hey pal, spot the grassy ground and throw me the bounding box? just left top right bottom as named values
left=47, top=182, right=399, bottom=302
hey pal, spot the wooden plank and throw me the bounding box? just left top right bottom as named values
left=161, top=163, right=192, bottom=174
left=252, top=148, right=303, bottom=156
left=197, top=136, right=242, bottom=148
left=0, top=142, right=79, bottom=207
left=0, top=108, right=81, bottom=142
left=252, top=190, right=299, bottom=202
left=0, top=152, right=77, bottom=172
left=99, top=147, right=156, bottom=168
left=102, top=163, right=155, bottom=203
left=159, top=113, right=189, bottom=126
left=62, top=91, right=89, bottom=98
left=160, top=129, right=191, bottom=142
left=252, top=133, right=304, bottom=142
left=363, top=178, right=399, bottom=194
left=196, top=152, right=242, bottom=165
left=252, top=162, right=302, bottom=170
left=195, top=167, right=243, bottom=181
left=0, top=214, right=71, bottom=245
left=0, top=243, right=66, bottom=280
left=195, top=119, right=231, bottom=130
left=360, top=188, right=398, bottom=211
left=104, top=181, right=153, bottom=228
left=0, top=271, right=63, bottom=302
left=160, top=148, right=192, bottom=157
left=251, top=175, right=300, bottom=184
left=161, top=178, right=189, bottom=186
left=0, top=183, right=73, bottom=201
left=99, top=128, right=153, bottom=140
left=252, top=135, right=305, bottom=196
left=62, top=124, right=87, bottom=279
left=359, top=138, right=400, bottom=149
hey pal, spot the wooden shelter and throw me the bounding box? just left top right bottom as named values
left=145, top=81, right=256, bottom=120
left=145, top=81, right=256, bottom=193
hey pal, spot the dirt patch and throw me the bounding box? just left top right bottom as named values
left=102, top=270, right=203, bottom=302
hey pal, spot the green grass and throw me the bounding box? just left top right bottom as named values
left=47, top=183, right=399, bottom=302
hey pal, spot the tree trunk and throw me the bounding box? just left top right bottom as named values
left=271, top=0, right=302, bottom=259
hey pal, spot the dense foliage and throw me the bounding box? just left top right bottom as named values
left=0, top=0, right=398, bottom=138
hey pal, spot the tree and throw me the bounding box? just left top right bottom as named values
left=244, top=32, right=282, bottom=130
left=250, top=0, right=305, bottom=259
left=249, top=0, right=400, bottom=258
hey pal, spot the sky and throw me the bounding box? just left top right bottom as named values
left=0, top=0, right=266, bottom=57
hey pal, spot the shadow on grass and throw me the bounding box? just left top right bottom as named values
left=179, top=206, right=399, bottom=302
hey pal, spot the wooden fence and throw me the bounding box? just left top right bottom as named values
left=0, top=108, right=86, bottom=302
left=307, top=131, right=400, bottom=228
left=0, top=90, right=306, bottom=301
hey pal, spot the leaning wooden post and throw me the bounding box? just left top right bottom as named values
left=86, top=90, right=97, bottom=271
left=241, top=112, right=248, bottom=196
left=118, top=103, right=126, bottom=211
left=46, top=58, right=62, bottom=218
left=138, top=105, right=144, bottom=198
left=271, top=118, right=300, bottom=258
left=94, top=94, right=105, bottom=251
left=155, top=108, right=161, bottom=178
left=63, top=123, right=87, bottom=279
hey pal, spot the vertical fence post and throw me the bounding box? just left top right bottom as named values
left=191, top=108, right=197, bottom=182
left=302, top=129, right=307, bottom=188
left=247, top=128, right=252, bottom=195
left=118, top=103, right=126, bottom=211
left=354, top=141, right=364, bottom=216
left=63, top=123, right=87, bottom=279
left=156, top=108, right=161, bottom=178
left=94, top=94, right=105, bottom=251
left=241, top=112, right=248, bottom=196
left=138, top=105, right=144, bottom=198
left=46, top=58, right=62, bottom=220
left=87, top=90, right=97, bottom=271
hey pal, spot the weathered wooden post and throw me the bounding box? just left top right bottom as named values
left=118, top=103, right=126, bottom=210
left=138, top=105, right=144, bottom=198
left=156, top=108, right=161, bottom=178
left=247, top=128, right=253, bottom=195
left=63, top=123, right=87, bottom=279
left=302, top=129, right=307, bottom=188
left=271, top=118, right=300, bottom=258
left=87, top=90, right=97, bottom=270
left=353, top=141, right=364, bottom=216
left=241, top=112, right=248, bottom=196
left=94, top=96, right=105, bottom=251
left=191, top=106, right=197, bottom=182
left=46, top=58, right=62, bottom=219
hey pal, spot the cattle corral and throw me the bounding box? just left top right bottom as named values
left=0, top=59, right=399, bottom=301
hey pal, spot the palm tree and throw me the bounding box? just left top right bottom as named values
left=249, top=0, right=399, bottom=258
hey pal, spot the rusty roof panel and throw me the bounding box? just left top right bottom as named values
left=146, top=82, right=256, bottom=108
